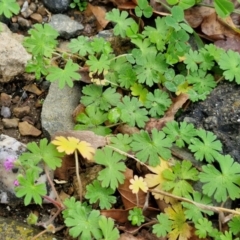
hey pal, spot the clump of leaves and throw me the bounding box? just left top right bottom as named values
left=0, top=0, right=20, bottom=18
left=128, top=207, right=145, bottom=226
left=70, top=0, right=88, bottom=11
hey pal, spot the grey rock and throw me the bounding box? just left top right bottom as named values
left=1, top=106, right=11, bottom=118
left=0, top=26, right=31, bottom=82
left=42, top=0, right=71, bottom=13
left=0, top=134, right=55, bottom=205
left=49, top=14, right=84, bottom=39
left=41, top=81, right=81, bottom=139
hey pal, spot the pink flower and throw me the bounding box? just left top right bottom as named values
left=13, top=180, right=19, bottom=186
left=3, top=157, right=16, bottom=171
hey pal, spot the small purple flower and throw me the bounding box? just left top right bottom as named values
left=13, top=179, right=19, bottom=186
left=3, top=157, right=16, bottom=171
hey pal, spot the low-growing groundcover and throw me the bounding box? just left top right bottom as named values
left=2, top=0, right=240, bottom=239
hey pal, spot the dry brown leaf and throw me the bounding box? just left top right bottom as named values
left=145, top=93, right=189, bottom=131
left=101, top=209, right=129, bottom=223
left=88, top=4, right=109, bottom=31
left=185, top=6, right=215, bottom=28
left=215, top=37, right=240, bottom=53
left=118, top=168, right=147, bottom=209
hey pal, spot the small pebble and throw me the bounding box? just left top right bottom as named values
left=1, top=106, right=11, bottom=118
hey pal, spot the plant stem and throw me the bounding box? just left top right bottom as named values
left=74, top=150, right=83, bottom=201
left=106, top=145, right=148, bottom=168
left=44, top=164, right=63, bottom=208
left=150, top=189, right=240, bottom=217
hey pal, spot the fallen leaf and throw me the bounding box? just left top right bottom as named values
left=88, top=4, right=109, bottom=31
left=23, top=84, right=42, bottom=95
left=118, top=168, right=147, bottom=209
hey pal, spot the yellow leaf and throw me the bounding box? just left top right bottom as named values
left=52, top=136, right=80, bottom=155
left=77, top=141, right=95, bottom=161
left=129, top=175, right=148, bottom=194
left=165, top=203, right=192, bottom=240
left=144, top=159, right=175, bottom=203
left=176, top=81, right=192, bottom=96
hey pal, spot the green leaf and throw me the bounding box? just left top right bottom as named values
left=189, top=129, right=222, bottom=163
left=18, top=138, right=64, bottom=170
left=130, top=129, right=172, bottom=166
left=182, top=192, right=214, bottom=223
left=162, top=160, right=198, bottom=197
left=87, top=54, right=111, bottom=74
left=152, top=213, right=172, bottom=237
left=15, top=169, right=47, bottom=205
left=228, top=216, right=240, bottom=235
left=184, top=49, right=203, bottom=72
left=81, top=85, right=121, bottom=111
left=109, top=134, right=133, bottom=152
left=23, top=24, right=59, bottom=58
left=68, top=36, right=94, bottom=56
left=95, top=147, right=126, bottom=190
left=195, top=218, right=213, bottom=238
left=117, top=96, right=149, bottom=128
left=130, top=83, right=148, bottom=103
left=145, top=89, right=172, bottom=117
left=0, top=0, right=20, bottom=18
left=118, top=64, right=137, bottom=88
left=135, top=0, right=153, bottom=18
left=25, top=56, right=49, bottom=80
left=162, top=121, right=197, bottom=147
left=219, top=231, right=237, bottom=240
left=106, top=9, right=136, bottom=37
left=187, top=70, right=216, bottom=101
left=90, top=37, right=113, bottom=55
left=65, top=206, right=102, bottom=240
left=74, top=105, right=111, bottom=136
left=214, top=0, right=234, bottom=18
left=199, top=154, right=240, bottom=202
left=218, top=50, right=240, bottom=84
left=128, top=207, right=145, bottom=226
left=85, top=180, right=116, bottom=210
left=108, top=107, right=121, bottom=124
left=98, top=216, right=120, bottom=240
left=179, top=0, right=196, bottom=9
left=46, top=60, right=81, bottom=89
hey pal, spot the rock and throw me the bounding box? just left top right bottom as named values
left=30, top=12, right=43, bottom=23
left=0, top=93, right=11, bottom=107
left=2, top=118, right=19, bottom=128
left=0, top=134, right=55, bottom=205
left=41, top=81, right=81, bottom=139
left=42, top=0, right=71, bottom=13
left=18, top=121, right=42, bottom=136
left=13, top=106, right=30, bottom=118
left=0, top=216, right=62, bottom=239
left=23, top=84, right=43, bottom=95
left=17, top=16, right=31, bottom=28
left=49, top=14, right=84, bottom=39
left=1, top=106, right=11, bottom=118
left=179, top=81, right=240, bottom=163
left=0, top=28, right=31, bottom=83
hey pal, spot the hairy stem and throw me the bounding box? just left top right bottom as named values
left=75, top=150, right=83, bottom=201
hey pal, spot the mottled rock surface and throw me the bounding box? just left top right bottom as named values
left=49, top=14, right=84, bottom=39
left=0, top=25, right=31, bottom=83
left=41, top=82, right=81, bottom=139
left=42, top=0, right=71, bottom=13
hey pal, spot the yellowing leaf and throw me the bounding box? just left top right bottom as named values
left=77, top=141, right=95, bottom=161
left=52, top=136, right=80, bottom=154
left=165, top=203, right=192, bottom=240
left=176, top=81, right=192, bottom=95
left=144, top=159, right=175, bottom=203
left=129, top=175, right=148, bottom=194
left=52, top=136, right=95, bottom=160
